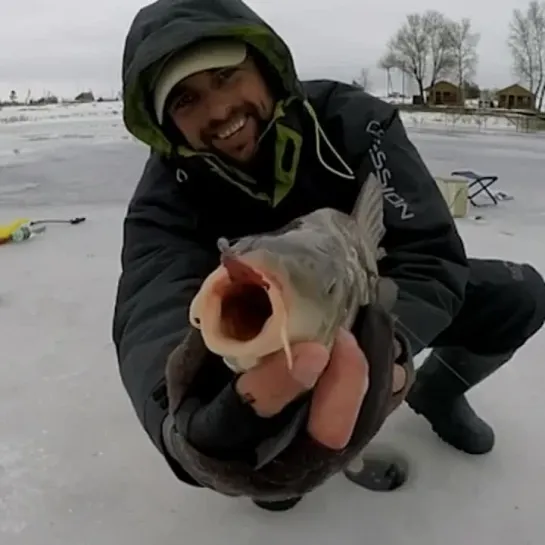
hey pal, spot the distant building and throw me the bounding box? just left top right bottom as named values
left=479, top=89, right=497, bottom=109
left=75, top=91, right=95, bottom=103
left=30, top=95, right=59, bottom=105
left=424, top=81, right=462, bottom=106
left=496, top=84, right=535, bottom=111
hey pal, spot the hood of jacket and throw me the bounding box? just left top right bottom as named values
left=122, top=0, right=304, bottom=155
left=121, top=0, right=356, bottom=206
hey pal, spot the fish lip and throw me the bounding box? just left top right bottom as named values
left=220, top=254, right=270, bottom=289
left=219, top=253, right=287, bottom=295
left=193, top=266, right=288, bottom=355
left=189, top=249, right=293, bottom=365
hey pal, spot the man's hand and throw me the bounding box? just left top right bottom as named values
left=307, top=329, right=370, bottom=449
left=235, top=342, right=330, bottom=417
left=235, top=329, right=371, bottom=450
left=235, top=329, right=409, bottom=451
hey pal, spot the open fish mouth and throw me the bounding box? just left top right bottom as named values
left=189, top=253, right=293, bottom=369
left=218, top=273, right=273, bottom=342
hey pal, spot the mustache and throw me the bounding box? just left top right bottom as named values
left=200, top=102, right=265, bottom=142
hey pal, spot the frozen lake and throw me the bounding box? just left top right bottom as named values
left=1, top=102, right=544, bottom=545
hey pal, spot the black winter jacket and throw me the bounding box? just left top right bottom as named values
left=112, top=0, right=470, bottom=484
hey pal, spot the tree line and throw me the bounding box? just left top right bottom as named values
left=377, top=0, right=545, bottom=110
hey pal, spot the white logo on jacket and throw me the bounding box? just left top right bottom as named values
left=176, top=168, right=188, bottom=183
left=365, top=120, right=415, bottom=221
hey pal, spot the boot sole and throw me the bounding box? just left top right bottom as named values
left=253, top=497, right=303, bottom=511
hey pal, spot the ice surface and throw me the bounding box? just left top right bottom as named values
left=1, top=103, right=545, bottom=545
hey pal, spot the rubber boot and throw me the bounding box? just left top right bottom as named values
left=252, top=497, right=303, bottom=511
left=405, top=347, right=513, bottom=454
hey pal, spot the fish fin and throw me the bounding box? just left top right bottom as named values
left=280, top=321, right=293, bottom=371
left=376, top=277, right=398, bottom=311
left=351, top=171, right=386, bottom=254
left=217, top=237, right=230, bottom=254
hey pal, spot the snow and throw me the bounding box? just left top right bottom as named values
left=0, top=101, right=121, bottom=123
left=1, top=102, right=545, bottom=545
left=0, top=101, right=136, bottom=168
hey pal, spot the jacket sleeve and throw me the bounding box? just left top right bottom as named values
left=371, top=111, right=470, bottom=356
left=112, top=152, right=218, bottom=484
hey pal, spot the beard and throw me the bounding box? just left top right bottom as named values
left=199, top=100, right=271, bottom=162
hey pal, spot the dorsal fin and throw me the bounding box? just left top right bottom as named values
left=351, top=172, right=385, bottom=252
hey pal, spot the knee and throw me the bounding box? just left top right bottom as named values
left=510, top=262, right=545, bottom=340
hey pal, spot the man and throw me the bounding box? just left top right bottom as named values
left=112, top=0, right=545, bottom=511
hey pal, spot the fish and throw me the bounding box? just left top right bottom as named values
left=164, top=171, right=412, bottom=497
left=188, top=172, right=399, bottom=374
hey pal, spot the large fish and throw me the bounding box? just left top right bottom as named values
left=163, top=172, right=414, bottom=501
left=188, top=172, right=398, bottom=374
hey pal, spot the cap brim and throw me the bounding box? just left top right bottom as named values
left=154, top=40, right=247, bottom=125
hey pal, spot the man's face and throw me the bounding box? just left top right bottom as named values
left=166, top=56, right=275, bottom=164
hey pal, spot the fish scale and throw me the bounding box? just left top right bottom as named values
left=164, top=170, right=413, bottom=500
left=188, top=171, right=399, bottom=374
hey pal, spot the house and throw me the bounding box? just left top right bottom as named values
left=424, top=81, right=462, bottom=106
left=75, top=91, right=95, bottom=103
left=30, top=95, right=59, bottom=105
left=496, top=84, right=535, bottom=111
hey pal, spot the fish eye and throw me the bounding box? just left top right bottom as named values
left=228, top=236, right=252, bottom=252
left=326, top=279, right=337, bottom=295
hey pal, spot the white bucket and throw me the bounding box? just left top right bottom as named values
left=434, top=177, right=469, bottom=218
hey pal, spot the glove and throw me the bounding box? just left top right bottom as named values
left=173, top=376, right=308, bottom=464
left=351, top=305, right=414, bottom=413
left=176, top=380, right=264, bottom=461
left=161, top=305, right=413, bottom=500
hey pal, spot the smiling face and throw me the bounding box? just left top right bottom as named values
left=165, top=56, right=275, bottom=164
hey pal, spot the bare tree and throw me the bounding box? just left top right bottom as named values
left=352, top=68, right=372, bottom=92
left=383, top=13, right=430, bottom=99
left=382, top=11, right=457, bottom=101
left=446, top=18, right=480, bottom=103
left=378, top=52, right=397, bottom=96
left=378, top=52, right=397, bottom=72
left=426, top=11, right=457, bottom=87
left=507, top=1, right=545, bottom=110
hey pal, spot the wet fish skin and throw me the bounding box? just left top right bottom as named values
left=216, top=172, right=398, bottom=372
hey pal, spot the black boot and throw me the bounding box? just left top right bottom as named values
left=405, top=347, right=513, bottom=455
left=252, top=496, right=303, bottom=512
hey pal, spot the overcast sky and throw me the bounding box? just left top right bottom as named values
left=0, top=0, right=530, bottom=100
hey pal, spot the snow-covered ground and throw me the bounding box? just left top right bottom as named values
left=0, top=102, right=136, bottom=167
left=1, top=99, right=543, bottom=155
left=1, top=102, right=545, bottom=545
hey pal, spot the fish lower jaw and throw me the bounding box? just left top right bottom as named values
left=203, top=326, right=284, bottom=362
left=222, top=356, right=259, bottom=373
